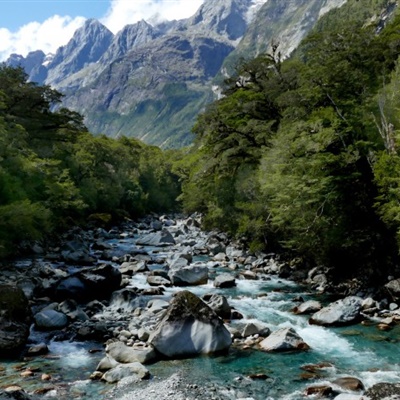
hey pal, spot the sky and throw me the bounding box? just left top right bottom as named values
left=0, top=0, right=204, bottom=61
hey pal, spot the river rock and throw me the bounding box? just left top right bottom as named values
left=78, top=263, right=122, bottom=300
left=204, top=293, right=231, bottom=319
left=149, top=290, right=232, bottom=357
left=106, top=341, right=156, bottom=364
left=54, top=276, right=87, bottom=302
left=34, top=309, right=68, bottom=330
left=55, top=264, right=122, bottom=302
left=101, top=362, right=150, bottom=383
left=309, top=296, right=362, bottom=327
left=332, top=377, right=364, bottom=391
left=27, top=343, right=49, bottom=356
left=241, top=322, right=270, bottom=338
left=292, top=300, right=322, bottom=315
left=136, top=229, right=176, bottom=246
left=385, top=278, right=400, bottom=295
left=365, top=382, right=400, bottom=399
left=0, top=285, right=32, bottom=356
left=214, top=273, right=236, bottom=288
left=147, top=275, right=171, bottom=287
left=259, top=327, right=309, bottom=352
left=58, top=299, right=89, bottom=321
left=305, top=385, right=333, bottom=396
left=96, top=355, right=119, bottom=372
left=168, top=265, right=208, bottom=286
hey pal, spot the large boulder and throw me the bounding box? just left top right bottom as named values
left=55, top=264, right=121, bottom=302
left=136, top=229, right=176, bottom=246
left=259, top=327, right=309, bottom=352
left=168, top=265, right=208, bottom=286
left=0, top=285, right=32, bottom=357
left=309, top=296, right=362, bottom=327
left=149, top=290, right=232, bottom=358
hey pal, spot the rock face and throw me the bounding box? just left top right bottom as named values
left=309, top=296, right=362, bottom=327
left=219, top=0, right=348, bottom=79
left=259, top=327, right=309, bottom=352
left=0, top=285, right=32, bottom=356
left=149, top=290, right=232, bottom=357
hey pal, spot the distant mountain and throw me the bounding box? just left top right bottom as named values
left=217, top=0, right=348, bottom=82
left=4, top=0, right=349, bottom=148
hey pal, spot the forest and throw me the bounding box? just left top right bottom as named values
left=0, top=66, right=181, bottom=258
left=174, top=0, right=400, bottom=283
left=2, top=0, right=400, bottom=285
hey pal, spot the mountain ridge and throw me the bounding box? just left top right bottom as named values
left=4, top=0, right=349, bottom=148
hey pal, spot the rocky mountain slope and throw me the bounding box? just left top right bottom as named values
left=5, top=0, right=349, bottom=148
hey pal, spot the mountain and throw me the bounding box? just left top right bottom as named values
left=4, top=0, right=349, bottom=148
left=217, top=0, right=348, bottom=82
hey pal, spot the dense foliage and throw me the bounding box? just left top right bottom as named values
left=0, top=66, right=180, bottom=258
left=176, top=0, right=400, bottom=283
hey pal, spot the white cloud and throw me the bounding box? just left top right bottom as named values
left=0, top=15, right=85, bottom=61
left=101, top=0, right=204, bottom=34
left=0, top=1, right=204, bottom=61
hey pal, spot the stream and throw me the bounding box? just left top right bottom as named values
left=1, top=217, right=400, bottom=399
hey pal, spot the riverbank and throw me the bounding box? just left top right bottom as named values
left=1, top=214, right=400, bottom=400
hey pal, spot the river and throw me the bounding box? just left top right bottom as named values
left=1, top=217, right=400, bottom=399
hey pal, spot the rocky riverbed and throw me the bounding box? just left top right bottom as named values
left=1, top=214, right=400, bottom=400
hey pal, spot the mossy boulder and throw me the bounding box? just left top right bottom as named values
left=149, top=290, right=232, bottom=358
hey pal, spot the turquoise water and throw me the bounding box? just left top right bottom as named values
left=2, top=231, right=400, bottom=399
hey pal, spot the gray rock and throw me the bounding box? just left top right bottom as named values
left=58, top=299, right=89, bottom=321
left=34, top=309, right=68, bottom=330
left=168, top=265, right=209, bottom=286
left=96, top=355, right=119, bottom=372
left=106, top=341, right=156, bottom=364
left=259, top=327, right=309, bottom=352
left=150, top=220, right=163, bottom=231
left=309, top=296, right=362, bottom=327
left=241, top=322, right=270, bottom=338
left=147, top=275, right=171, bottom=287
left=385, top=278, right=400, bottom=295
left=149, top=290, right=232, bottom=357
left=120, top=261, right=148, bottom=275
left=292, top=300, right=322, bottom=315
left=214, top=273, right=236, bottom=288
left=27, top=343, right=49, bottom=356
left=102, top=362, right=150, bottom=383
left=332, top=377, right=364, bottom=391
left=55, top=263, right=121, bottom=301
left=136, top=229, right=176, bottom=246
left=205, top=294, right=231, bottom=319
